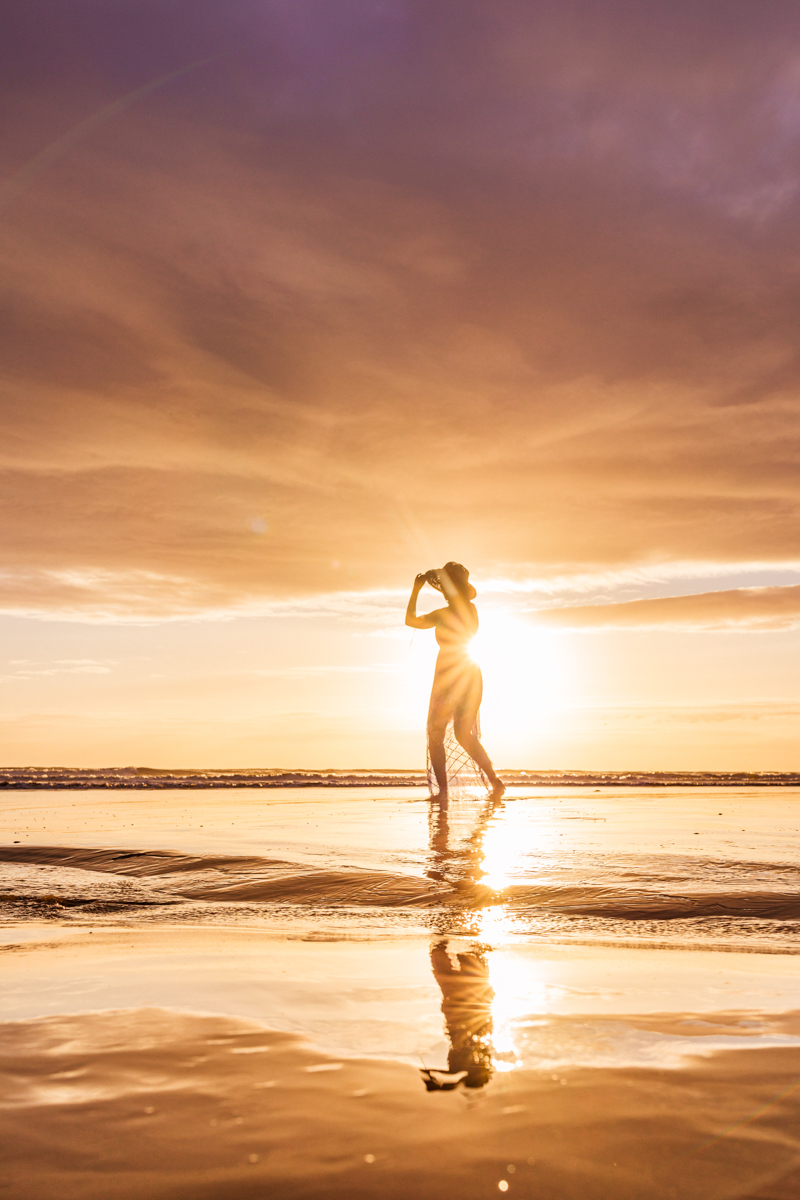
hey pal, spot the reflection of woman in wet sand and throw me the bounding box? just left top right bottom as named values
left=421, top=941, right=495, bottom=1091
left=421, top=783, right=503, bottom=1091
left=406, top=562, right=504, bottom=801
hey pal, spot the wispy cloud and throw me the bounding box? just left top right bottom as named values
left=536, top=585, right=800, bottom=632
left=2, top=658, right=113, bottom=680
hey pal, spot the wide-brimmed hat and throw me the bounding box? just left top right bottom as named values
left=425, top=563, right=477, bottom=600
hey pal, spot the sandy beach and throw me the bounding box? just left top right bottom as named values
left=2, top=785, right=800, bottom=1198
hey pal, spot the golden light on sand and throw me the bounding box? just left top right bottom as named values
left=488, top=953, right=551, bottom=1025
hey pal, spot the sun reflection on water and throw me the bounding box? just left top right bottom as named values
left=423, top=796, right=546, bottom=1089
left=472, top=904, right=514, bottom=942
left=477, top=804, right=539, bottom=893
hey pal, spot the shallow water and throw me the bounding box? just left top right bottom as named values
left=3, top=788, right=800, bottom=1037
left=3, top=786, right=800, bottom=938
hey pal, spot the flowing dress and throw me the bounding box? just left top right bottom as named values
left=425, top=603, right=490, bottom=798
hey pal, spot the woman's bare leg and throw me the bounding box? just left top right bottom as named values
left=452, top=668, right=504, bottom=798
left=427, top=718, right=449, bottom=798
left=429, top=720, right=448, bottom=796
left=454, top=714, right=505, bottom=799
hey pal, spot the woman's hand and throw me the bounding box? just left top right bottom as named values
left=406, top=573, right=434, bottom=627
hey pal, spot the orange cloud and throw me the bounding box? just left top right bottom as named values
left=536, top=585, right=800, bottom=631
left=2, top=3, right=800, bottom=618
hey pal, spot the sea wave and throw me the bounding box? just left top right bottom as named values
left=4, top=845, right=800, bottom=922
left=2, top=767, right=800, bottom=789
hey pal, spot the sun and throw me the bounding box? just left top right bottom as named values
left=468, top=611, right=569, bottom=737
left=396, top=606, right=571, bottom=763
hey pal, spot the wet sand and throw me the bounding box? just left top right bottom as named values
left=2, top=786, right=800, bottom=1197
left=4, top=1006, right=800, bottom=1200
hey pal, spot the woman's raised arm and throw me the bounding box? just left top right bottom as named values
left=405, top=574, right=438, bottom=629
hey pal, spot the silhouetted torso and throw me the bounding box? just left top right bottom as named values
left=433, top=602, right=478, bottom=659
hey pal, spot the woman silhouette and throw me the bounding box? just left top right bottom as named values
left=406, top=562, right=504, bottom=801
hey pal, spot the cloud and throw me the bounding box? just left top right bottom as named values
left=1, top=658, right=113, bottom=680
left=2, top=2, right=800, bottom=618
left=535, top=585, right=800, bottom=631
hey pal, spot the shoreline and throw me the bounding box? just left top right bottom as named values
left=3, top=769, right=800, bottom=789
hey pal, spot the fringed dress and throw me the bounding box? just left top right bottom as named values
left=425, top=604, right=490, bottom=798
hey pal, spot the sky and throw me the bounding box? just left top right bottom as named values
left=2, top=0, right=800, bottom=769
